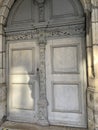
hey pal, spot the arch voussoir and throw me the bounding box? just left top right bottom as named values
left=0, top=0, right=15, bottom=25
left=2, top=0, right=15, bottom=9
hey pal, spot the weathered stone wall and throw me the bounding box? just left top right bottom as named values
left=0, top=0, right=98, bottom=130
left=0, top=0, right=15, bottom=121
left=86, top=0, right=98, bottom=130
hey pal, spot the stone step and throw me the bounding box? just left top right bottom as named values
left=0, top=121, right=88, bottom=130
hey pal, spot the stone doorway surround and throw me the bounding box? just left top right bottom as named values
left=5, top=25, right=87, bottom=127
left=0, top=0, right=97, bottom=130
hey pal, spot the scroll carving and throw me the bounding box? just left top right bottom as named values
left=6, top=24, right=85, bottom=41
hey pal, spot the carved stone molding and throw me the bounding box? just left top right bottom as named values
left=6, top=24, right=85, bottom=41
left=46, top=24, right=85, bottom=38
left=34, top=0, right=45, bottom=22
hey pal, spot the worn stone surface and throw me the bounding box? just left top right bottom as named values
left=1, top=121, right=88, bottom=130
left=0, top=0, right=97, bottom=130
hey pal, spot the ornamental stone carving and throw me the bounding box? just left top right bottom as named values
left=34, top=0, right=45, bottom=22
left=37, top=30, right=49, bottom=125
left=6, top=24, right=85, bottom=41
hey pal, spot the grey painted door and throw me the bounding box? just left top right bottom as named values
left=7, top=41, right=39, bottom=123
left=46, top=38, right=87, bottom=127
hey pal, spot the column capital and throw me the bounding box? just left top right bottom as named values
left=37, top=30, right=46, bottom=45
left=34, top=0, right=45, bottom=5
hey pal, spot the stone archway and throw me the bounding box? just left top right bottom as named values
left=0, top=0, right=97, bottom=130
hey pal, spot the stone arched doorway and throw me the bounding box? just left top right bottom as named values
left=0, top=0, right=88, bottom=129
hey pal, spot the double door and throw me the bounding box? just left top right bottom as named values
left=7, top=38, right=87, bottom=127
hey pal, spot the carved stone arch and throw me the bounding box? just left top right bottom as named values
left=0, top=0, right=93, bottom=129
left=0, top=0, right=89, bottom=26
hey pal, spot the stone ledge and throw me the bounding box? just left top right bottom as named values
left=0, top=121, right=88, bottom=130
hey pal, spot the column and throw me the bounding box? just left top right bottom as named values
left=37, top=30, right=49, bottom=125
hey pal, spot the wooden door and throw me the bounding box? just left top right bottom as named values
left=46, top=38, right=87, bottom=127
left=7, top=41, right=39, bottom=123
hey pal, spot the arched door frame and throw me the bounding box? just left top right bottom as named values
left=0, top=0, right=96, bottom=130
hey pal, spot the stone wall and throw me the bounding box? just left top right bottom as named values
left=87, top=0, right=98, bottom=130
left=0, top=0, right=98, bottom=130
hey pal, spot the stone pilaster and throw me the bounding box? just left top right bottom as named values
left=37, top=30, right=49, bottom=126
left=87, top=1, right=98, bottom=130
left=0, top=25, right=6, bottom=121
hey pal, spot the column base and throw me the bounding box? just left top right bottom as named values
left=37, top=119, right=49, bottom=126
left=37, top=98, right=49, bottom=126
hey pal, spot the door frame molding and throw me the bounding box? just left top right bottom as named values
left=5, top=26, right=87, bottom=127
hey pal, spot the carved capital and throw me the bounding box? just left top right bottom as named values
left=35, top=0, right=45, bottom=5
left=37, top=30, right=46, bottom=44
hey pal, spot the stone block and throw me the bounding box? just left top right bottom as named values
left=88, top=108, right=94, bottom=121
left=2, top=69, right=5, bottom=83
left=94, top=78, right=98, bottom=91
left=0, top=69, right=3, bottom=84
left=88, top=78, right=95, bottom=88
left=0, top=85, right=6, bottom=120
left=0, top=52, right=5, bottom=69
left=0, top=69, right=5, bottom=83
left=93, top=46, right=98, bottom=77
left=95, top=114, right=98, bottom=124
left=0, top=15, right=6, bottom=25
left=0, top=0, right=3, bottom=7
left=0, top=25, right=4, bottom=34
left=0, top=35, right=5, bottom=52
left=88, top=119, right=95, bottom=130
left=0, top=86, right=6, bottom=102
left=93, top=92, right=98, bottom=111
left=0, top=6, right=9, bottom=19
left=88, top=67, right=92, bottom=79
left=0, top=35, right=3, bottom=52
left=92, top=23, right=96, bottom=44
left=87, top=88, right=94, bottom=109
left=87, top=87, right=98, bottom=112
left=3, top=0, right=15, bottom=9
left=0, top=102, right=6, bottom=120
left=0, top=53, right=2, bottom=68
left=87, top=47, right=93, bottom=68
left=3, top=52, right=5, bottom=69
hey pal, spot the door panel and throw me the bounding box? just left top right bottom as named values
left=7, top=41, right=39, bottom=123
left=46, top=38, right=87, bottom=127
